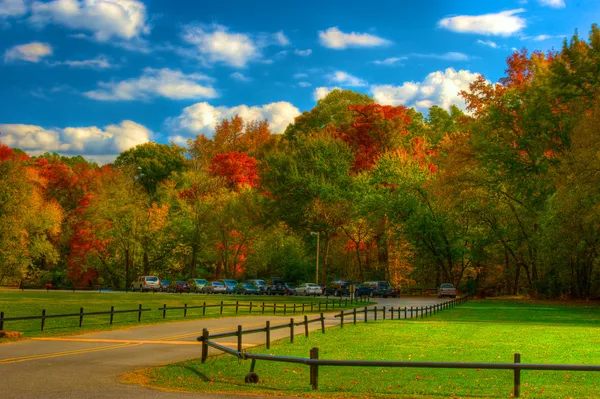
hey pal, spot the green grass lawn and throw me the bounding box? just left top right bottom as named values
left=134, top=300, right=600, bottom=399
left=0, top=290, right=366, bottom=338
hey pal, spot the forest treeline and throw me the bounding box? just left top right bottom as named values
left=2, top=27, right=600, bottom=299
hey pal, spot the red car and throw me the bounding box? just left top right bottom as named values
left=167, top=281, right=190, bottom=293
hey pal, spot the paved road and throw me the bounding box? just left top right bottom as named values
left=1, top=297, right=447, bottom=399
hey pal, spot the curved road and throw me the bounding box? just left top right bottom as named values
left=1, top=297, right=447, bottom=399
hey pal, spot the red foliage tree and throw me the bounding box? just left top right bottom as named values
left=209, top=152, right=260, bottom=190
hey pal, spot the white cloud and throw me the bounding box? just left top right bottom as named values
left=84, top=68, right=217, bottom=101
left=293, top=73, right=309, bottom=79
left=182, top=23, right=287, bottom=68
left=411, top=52, right=471, bottom=61
left=328, top=71, right=367, bottom=87
left=538, top=0, right=565, bottom=8
left=370, top=68, right=482, bottom=111
left=0, top=120, right=151, bottom=162
left=476, top=39, right=500, bottom=48
left=4, top=42, right=52, bottom=63
left=29, top=0, right=150, bottom=41
left=313, top=86, right=341, bottom=101
left=167, top=101, right=300, bottom=141
left=438, top=9, right=526, bottom=36
left=50, top=55, right=115, bottom=69
left=294, top=48, right=312, bottom=56
left=521, top=33, right=566, bottom=41
left=373, top=57, right=405, bottom=65
left=0, top=0, right=27, bottom=18
left=319, top=27, right=391, bottom=49
left=230, top=72, right=251, bottom=82
left=298, top=81, right=311, bottom=88
left=274, top=31, right=290, bottom=46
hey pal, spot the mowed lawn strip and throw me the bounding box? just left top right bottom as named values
left=0, top=290, right=365, bottom=338
left=134, top=300, right=600, bottom=399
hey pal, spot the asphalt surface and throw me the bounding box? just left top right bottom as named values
left=1, top=296, right=447, bottom=399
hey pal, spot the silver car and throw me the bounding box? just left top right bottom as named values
left=296, top=283, right=323, bottom=296
left=204, top=281, right=227, bottom=294
left=131, top=276, right=160, bottom=292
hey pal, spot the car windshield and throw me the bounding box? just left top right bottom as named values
left=254, top=280, right=265, bottom=286
left=307, top=283, right=318, bottom=287
left=441, top=284, right=455, bottom=289
left=145, top=276, right=159, bottom=282
left=194, top=279, right=207, bottom=284
left=224, top=280, right=237, bottom=286
left=244, top=283, right=254, bottom=288
left=212, top=282, right=224, bottom=286
left=378, top=282, right=390, bottom=287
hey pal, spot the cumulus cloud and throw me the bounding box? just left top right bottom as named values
left=313, top=86, right=341, bottom=101
left=230, top=72, right=251, bottom=82
left=438, top=9, right=526, bottom=36
left=0, top=120, right=151, bottom=162
left=4, top=42, right=52, bottom=63
left=182, top=23, right=287, bottom=68
left=538, top=0, right=565, bottom=8
left=84, top=68, right=218, bottom=101
left=0, top=0, right=27, bottom=18
left=294, top=48, right=312, bottom=56
left=167, top=101, right=301, bottom=142
left=370, top=68, right=482, bottom=111
left=328, top=71, right=367, bottom=87
left=319, top=27, right=391, bottom=49
left=29, top=0, right=150, bottom=41
left=373, top=57, right=406, bottom=66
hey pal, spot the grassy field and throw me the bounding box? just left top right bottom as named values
left=0, top=290, right=365, bottom=338
left=133, top=300, right=600, bottom=399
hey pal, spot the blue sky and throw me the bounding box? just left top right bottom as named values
left=0, top=0, right=597, bottom=163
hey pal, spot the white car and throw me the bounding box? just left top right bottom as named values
left=131, top=276, right=160, bottom=292
left=296, top=283, right=323, bottom=296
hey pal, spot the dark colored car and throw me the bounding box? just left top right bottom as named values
left=159, top=280, right=170, bottom=292
left=324, top=280, right=352, bottom=297
left=284, top=283, right=297, bottom=296
left=245, top=279, right=266, bottom=293
left=221, top=279, right=238, bottom=294
left=168, top=281, right=190, bottom=293
left=235, top=282, right=260, bottom=295
left=356, top=283, right=375, bottom=297
left=265, top=278, right=287, bottom=295
left=363, top=281, right=398, bottom=298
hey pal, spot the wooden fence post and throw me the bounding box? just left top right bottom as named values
left=353, top=307, right=357, bottom=324
left=310, top=347, right=319, bottom=390
left=79, top=307, right=84, bottom=327
left=293, top=303, right=297, bottom=315
left=514, top=352, right=521, bottom=398
left=237, top=325, right=243, bottom=353
left=284, top=303, right=287, bottom=316
left=290, top=318, right=294, bottom=343
left=236, top=301, right=239, bottom=314
left=320, top=313, right=325, bottom=333
left=374, top=306, right=378, bottom=321
left=266, top=321, right=271, bottom=349
left=1, top=311, right=4, bottom=331
left=364, top=306, right=368, bottom=323
left=262, top=302, right=265, bottom=314
left=302, top=303, right=305, bottom=314
left=304, top=315, right=309, bottom=337
left=382, top=306, right=386, bottom=320
left=109, top=306, right=114, bottom=325
left=404, top=306, right=407, bottom=320
left=203, top=302, right=206, bottom=316
left=184, top=303, right=188, bottom=318
left=340, top=310, right=344, bottom=328
left=220, top=301, right=224, bottom=315
left=138, top=304, right=142, bottom=322
left=274, top=303, right=277, bottom=315
left=201, top=329, right=209, bottom=363
left=249, top=302, right=253, bottom=314
left=162, top=304, right=167, bottom=319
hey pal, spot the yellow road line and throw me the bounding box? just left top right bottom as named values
left=0, top=343, right=141, bottom=365
left=32, top=337, right=199, bottom=345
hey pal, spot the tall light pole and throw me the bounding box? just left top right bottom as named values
left=310, top=231, right=320, bottom=284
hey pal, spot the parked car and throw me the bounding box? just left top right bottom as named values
left=168, top=281, right=190, bottom=293
left=356, top=283, right=375, bottom=297
left=188, top=278, right=208, bottom=293
left=159, top=280, right=170, bottom=292
left=221, top=279, right=238, bottom=294
left=365, top=281, right=398, bottom=298
left=284, top=283, right=297, bottom=296
left=203, top=281, right=227, bottom=294
left=245, top=279, right=266, bottom=293
left=438, top=283, right=457, bottom=298
left=324, top=280, right=352, bottom=297
left=295, top=283, right=323, bottom=296
left=131, top=276, right=160, bottom=292
left=265, top=277, right=287, bottom=295
left=235, top=282, right=260, bottom=295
